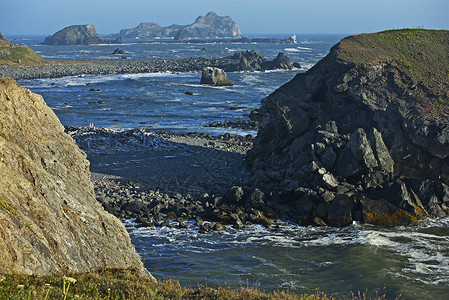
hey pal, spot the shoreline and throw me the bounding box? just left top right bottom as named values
left=67, top=126, right=284, bottom=232
left=0, top=51, right=297, bottom=80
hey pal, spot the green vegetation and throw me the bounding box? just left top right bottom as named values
left=336, top=29, right=449, bottom=120
left=0, top=35, right=47, bottom=66
left=336, top=29, right=449, bottom=92
left=0, top=268, right=330, bottom=300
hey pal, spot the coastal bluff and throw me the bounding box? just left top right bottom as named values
left=0, top=78, right=151, bottom=278
left=245, top=29, right=449, bottom=226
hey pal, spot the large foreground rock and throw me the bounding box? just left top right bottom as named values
left=245, top=29, right=449, bottom=226
left=0, top=78, right=152, bottom=278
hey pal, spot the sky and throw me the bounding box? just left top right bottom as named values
left=0, top=0, right=447, bottom=36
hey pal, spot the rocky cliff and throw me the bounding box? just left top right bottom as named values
left=0, top=33, right=46, bottom=66
left=43, top=25, right=104, bottom=45
left=0, top=78, right=152, bottom=278
left=109, top=11, right=241, bottom=40
left=245, top=29, right=449, bottom=226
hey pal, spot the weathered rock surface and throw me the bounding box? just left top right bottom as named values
left=109, top=11, right=241, bottom=40
left=244, top=30, right=449, bottom=227
left=43, top=25, right=103, bottom=45
left=200, top=67, right=233, bottom=86
left=0, top=78, right=151, bottom=278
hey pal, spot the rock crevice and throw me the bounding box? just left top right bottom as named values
left=245, top=30, right=449, bottom=226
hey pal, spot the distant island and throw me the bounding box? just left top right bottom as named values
left=109, top=11, right=242, bottom=40
left=43, top=24, right=104, bottom=45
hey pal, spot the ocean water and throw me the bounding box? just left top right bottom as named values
left=15, top=34, right=337, bottom=135
left=11, top=34, right=449, bottom=299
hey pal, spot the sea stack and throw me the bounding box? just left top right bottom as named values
left=245, top=29, right=449, bottom=227
left=0, top=78, right=152, bottom=279
left=43, top=25, right=104, bottom=45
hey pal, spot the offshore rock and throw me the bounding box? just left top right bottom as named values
left=225, top=50, right=293, bottom=72
left=110, top=11, right=241, bottom=40
left=0, top=78, right=152, bottom=278
left=245, top=29, right=449, bottom=227
left=200, top=67, right=233, bottom=86
left=43, top=25, right=103, bottom=45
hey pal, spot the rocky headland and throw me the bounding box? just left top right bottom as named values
left=43, top=25, right=104, bottom=45
left=243, top=29, right=449, bottom=226
left=60, top=30, right=449, bottom=231
left=0, top=33, right=47, bottom=66
left=0, top=78, right=152, bottom=278
left=0, top=50, right=294, bottom=80
left=109, top=11, right=241, bottom=40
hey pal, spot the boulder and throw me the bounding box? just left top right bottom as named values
left=200, top=67, right=234, bottom=86
left=0, top=78, right=152, bottom=279
left=112, top=48, right=126, bottom=55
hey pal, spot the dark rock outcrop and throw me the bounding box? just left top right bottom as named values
left=245, top=29, right=449, bottom=227
left=109, top=11, right=241, bottom=40
left=0, top=78, right=152, bottom=279
left=43, top=25, right=104, bottom=45
left=112, top=48, right=126, bottom=55
left=223, top=50, right=293, bottom=72
left=200, top=67, right=233, bottom=86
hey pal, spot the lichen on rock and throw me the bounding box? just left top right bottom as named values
left=0, top=78, right=152, bottom=279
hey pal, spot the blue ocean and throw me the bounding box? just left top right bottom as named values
left=11, top=34, right=449, bottom=299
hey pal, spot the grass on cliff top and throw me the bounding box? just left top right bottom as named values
left=0, top=36, right=47, bottom=66
left=0, top=268, right=332, bottom=300
left=335, top=29, right=449, bottom=91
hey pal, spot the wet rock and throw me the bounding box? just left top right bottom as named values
left=327, top=203, right=353, bottom=227
left=361, top=198, right=418, bottom=227
left=112, top=48, right=126, bottom=55
left=213, top=222, right=226, bottom=231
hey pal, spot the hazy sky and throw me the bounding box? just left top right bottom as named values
left=0, top=0, right=447, bottom=36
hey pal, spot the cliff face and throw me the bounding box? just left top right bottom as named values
left=43, top=25, right=104, bottom=45
left=0, top=78, right=152, bottom=279
left=246, top=30, right=449, bottom=226
left=110, top=11, right=241, bottom=40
